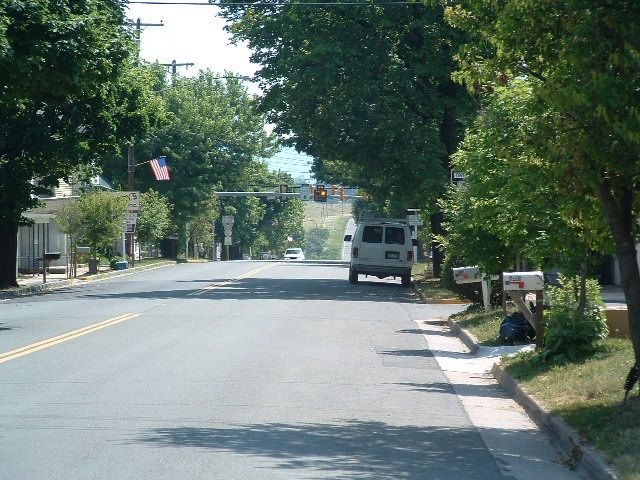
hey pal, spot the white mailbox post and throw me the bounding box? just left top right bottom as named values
left=503, top=271, right=545, bottom=348
left=452, top=266, right=495, bottom=312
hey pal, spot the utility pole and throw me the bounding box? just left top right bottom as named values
left=161, top=60, right=195, bottom=76
left=127, top=145, right=136, bottom=267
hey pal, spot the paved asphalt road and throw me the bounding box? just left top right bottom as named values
left=0, top=262, right=578, bottom=479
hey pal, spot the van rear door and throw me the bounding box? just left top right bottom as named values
left=357, top=225, right=384, bottom=265
left=382, top=226, right=409, bottom=269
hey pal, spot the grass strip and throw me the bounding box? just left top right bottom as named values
left=503, top=340, right=638, bottom=479
left=412, top=262, right=465, bottom=300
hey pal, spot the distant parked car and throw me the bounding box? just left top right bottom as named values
left=283, top=248, right=305, bottom=260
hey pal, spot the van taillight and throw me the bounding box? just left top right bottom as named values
left=407, top=250, right=413, bottom=262
left=352, top=247, right=359, bottom=258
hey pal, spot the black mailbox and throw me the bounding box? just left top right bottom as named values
left=44, top=252, right=61, bottom=261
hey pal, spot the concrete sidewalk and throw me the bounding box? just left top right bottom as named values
left=1, top=261, right=175, bottom=299
left=431, top=314, right=618, bottom=480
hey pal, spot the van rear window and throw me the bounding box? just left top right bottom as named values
left=385, top=227, right=405, bottom=244
left=362, top=226, right=383, bottom=243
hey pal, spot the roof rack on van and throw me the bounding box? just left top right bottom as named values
left=355, top=216, right=409, bottom=225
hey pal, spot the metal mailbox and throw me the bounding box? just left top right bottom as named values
left=503, top=271, right=544, bottom=291
left=452, top=266, right=482, bottom=284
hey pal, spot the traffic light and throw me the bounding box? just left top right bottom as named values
left=279, top=184, right=288, bottom=201
left=339, top=187, right=345, bottom=201
left=332, top=185, right=338, bottom=195
left=314, top=184, right=327, bottom=202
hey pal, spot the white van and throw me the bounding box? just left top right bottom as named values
left=344, top=219, right=416, bottom=287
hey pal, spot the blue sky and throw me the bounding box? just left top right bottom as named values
left=125, top=2, right=314, bottom=181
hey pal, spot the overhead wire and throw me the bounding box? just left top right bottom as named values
left=125, top=1, right=419, bottom=5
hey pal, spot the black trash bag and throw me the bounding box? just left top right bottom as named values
left=499, top=312, right=535, bottom=344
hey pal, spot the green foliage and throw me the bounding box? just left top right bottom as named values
left=306, top=227, right=330, bottom=259
left=439, top=81, right=612, bottom=277
left=542, top=275, right=608, bottom=363
left=442, top=0, right=640, bottom=364
left=0, top=2, right=159, bottom=287
left=57, top=191, right=129, bottom=260
left=219, top=1, right=474, bottom=216
left=137, top=189, right=173, bottom=246
left=130, top=71, right=277, bottom=249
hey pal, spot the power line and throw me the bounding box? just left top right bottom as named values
left=125, top=1, right=420, bottom=5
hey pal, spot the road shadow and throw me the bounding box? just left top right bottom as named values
left=75, top=277, right=417, bottom=304
left=130, top=419, right=503, bottom=479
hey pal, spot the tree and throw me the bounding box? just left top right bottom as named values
left=57, top=191, right=129, bottom=262
left=219, top=1, right=475, bottom=273
left=443, top=1, right=640, bottom=368
left=129, top=71, right=277, bottom=247
left=0, top=0, right=149, bottom=287
left=440, top=81, right=612, bottom=307
left=137, top=189, right=173, bottom=252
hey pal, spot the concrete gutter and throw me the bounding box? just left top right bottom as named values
left=0, top=261, right=175, bottom=300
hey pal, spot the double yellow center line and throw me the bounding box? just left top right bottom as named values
left=0, top=313, right=142, bottom=365
left=1, top=263, right=279, bottom=365
left=188, top=262, right=278, bottom=296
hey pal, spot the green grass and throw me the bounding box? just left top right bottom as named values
left=502, top=340, right=639, bottom=479
left=440, top=302, right=639, bottom=478
left=411, top=262, right=464, bottom=300
left=303, top=201, right=352, bottom=260
left=450, top=307, right=512, bottom=345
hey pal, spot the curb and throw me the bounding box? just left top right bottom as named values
left=445, top=318, right=618, bottom=480
left=1, top=261, right=175, bottom=299
left=446, top=318, right=479, bottom=354
left=492, top=363, right=618, bottom=480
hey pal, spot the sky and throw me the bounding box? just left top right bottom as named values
left=124, top=1, right=314, bottom=181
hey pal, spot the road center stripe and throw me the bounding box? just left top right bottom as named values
left=0, top=313, right=142, bottom=364
left=188, top=262, right=278, bottom=296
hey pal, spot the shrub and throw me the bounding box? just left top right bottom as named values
left=541, top=274, right=608, bottom=362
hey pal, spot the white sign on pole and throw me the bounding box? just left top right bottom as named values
left=224, top=236, right=232, bottom=246
left=222, top=215, right=234, bottom=226
left=125, top=212, right=138, bottom=225
left=300, top=185, right=311, bottom=202
left=125, top=212, right=137, bottom=233
left=407, top=214, right=423, bottom=226
left=113, top=191, right=140, bottom=211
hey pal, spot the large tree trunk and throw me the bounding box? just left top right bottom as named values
left=597, top=181, right=640, bottom=367
left=0, top=221, right=19, bottom=288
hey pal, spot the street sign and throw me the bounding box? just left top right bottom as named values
left=407, top=214, right=423, bottom=226
left=300, top=184, right=311, bottom=202
left=451, top=171, right=465, bottom=183
left=224, top=236, right=232, bottom=246
left=125, top=212, right=137, bottom=233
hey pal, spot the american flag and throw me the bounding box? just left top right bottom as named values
left=150, top=156, right=170, bottom=181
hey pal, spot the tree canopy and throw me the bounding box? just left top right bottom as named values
left=219, top=1, right=473, bottom=218
left=442, top=0, right=640, bottom=366
left=0, top=0, right=153, bottom=287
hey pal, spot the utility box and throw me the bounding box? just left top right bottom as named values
left=503, top=271, right=544, bottom=291
left=453, top=266, right=482, bottom=284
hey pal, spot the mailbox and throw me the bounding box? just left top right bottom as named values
left=503, top=271, right=544, bottom=291
left=44, top=252, right=61, bottom=261
left=452, top=266, right=482, bottom=284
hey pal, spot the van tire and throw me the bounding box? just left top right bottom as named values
left=349, top=268, right=358, bottom=284
left=401, top=274, right=411, bottom=287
